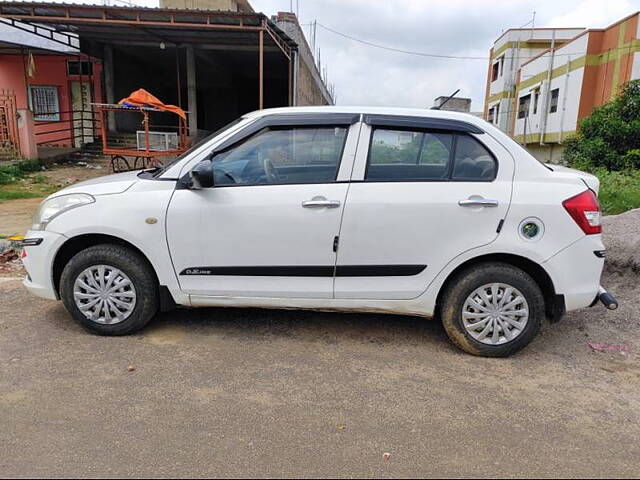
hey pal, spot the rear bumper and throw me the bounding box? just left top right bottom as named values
left=21, top=230, right=66, bottom=301
left=543, top=235, right=605, bottom=312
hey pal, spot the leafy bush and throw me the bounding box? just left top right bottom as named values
left=564, top=80, right=640, bottom=171
left=0, top=160, right=43, bottom=185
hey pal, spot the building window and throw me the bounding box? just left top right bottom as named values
left=498, top=56, right=505, bottom=77
left=549, top=88, right=560, bottom=113
left=491, top=62, right=500, bottom=82
left=532, top=88, right=540, bottom=115
left=518, top=94, right=531, bottom=119
left=29, top=86, right=60, bottom=121
left=488, top=104, right=500, bottom=125
left=67, top=60, right=93, bottom=76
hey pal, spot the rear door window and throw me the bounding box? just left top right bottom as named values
left=365, top=129, right=497, bottom=182
left=451, top=135, right=497, bottom=181
left=366, top=129, right=454, bottom=181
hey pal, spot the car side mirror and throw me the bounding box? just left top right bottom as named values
left=190, top=160, right=214, bottom=189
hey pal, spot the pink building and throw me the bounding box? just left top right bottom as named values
left=0, top=25, right=102, bottom=160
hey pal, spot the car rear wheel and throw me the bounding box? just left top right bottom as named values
left=60, top=244, right=158, bottom=335
left=440, top=262, right=544, bottom=357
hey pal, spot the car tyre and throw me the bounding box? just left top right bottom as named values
left=60, top=244, right=159, bottom=335
left=440, top=262, right=544, bottom=357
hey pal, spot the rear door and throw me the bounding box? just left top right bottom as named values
left=334, top=115, right=514, bottom=300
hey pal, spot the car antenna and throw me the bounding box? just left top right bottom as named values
left=431, top=89, right=461, bottom=110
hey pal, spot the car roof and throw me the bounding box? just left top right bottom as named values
left=244, top=105, right=486, bottom=126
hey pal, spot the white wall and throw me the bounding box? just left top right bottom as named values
left=514, top=33, right=588, bottom=139
left=632, top=52, right=640, bottom=81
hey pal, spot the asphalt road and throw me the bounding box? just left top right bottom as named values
left=1, top=268, right=639, bottom=478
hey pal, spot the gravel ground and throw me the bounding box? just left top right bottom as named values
left=1, top=202, right=639, bottom=477
left=0, top=264, right=639, bottom=478
left=603, top=209, right=640, bottom=272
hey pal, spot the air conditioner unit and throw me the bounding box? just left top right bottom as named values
left=136, top=131, right=179, bottom=151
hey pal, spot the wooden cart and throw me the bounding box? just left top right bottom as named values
left=93, top=103, right=188, bottom=173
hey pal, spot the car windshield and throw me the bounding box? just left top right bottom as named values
left=149, top=117, right=245, bottom=177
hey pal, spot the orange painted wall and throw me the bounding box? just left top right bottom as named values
left=0, top=53, right=102, bottom=147
left=578, top=13, right=639, bottom=122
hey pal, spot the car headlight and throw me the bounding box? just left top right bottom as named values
left=32, top=193, right=95, bottom=231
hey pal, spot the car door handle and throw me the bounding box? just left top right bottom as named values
left=458, top=198, right=499, bottom=207
left=302, top=199, right=341, bottom=209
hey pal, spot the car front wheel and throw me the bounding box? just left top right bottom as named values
left=440, top=262, right=544, bottom=357
left=60, top=244, right=159, bottom=335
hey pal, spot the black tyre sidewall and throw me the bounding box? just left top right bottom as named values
left=441, top=262, right=544, bottom=357
left=60, top=244, right=158, bottom=335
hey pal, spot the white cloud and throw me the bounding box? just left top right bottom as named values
left=548, top=0, right=637, bottom=28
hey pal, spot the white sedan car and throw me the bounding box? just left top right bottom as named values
left=21, top=107, right=617, bottom=357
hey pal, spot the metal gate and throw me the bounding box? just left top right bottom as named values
left=0, top=89, right=20, bottom=158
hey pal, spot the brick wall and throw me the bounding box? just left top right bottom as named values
left=274, top=12, right=333, bottom=106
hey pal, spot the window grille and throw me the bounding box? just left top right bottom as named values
left=30, top=86, right=60, bottom=121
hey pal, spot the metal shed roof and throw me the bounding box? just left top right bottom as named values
left=0, top=2, right=296, bottom=55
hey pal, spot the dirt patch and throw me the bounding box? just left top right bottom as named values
left=0, top=158, right=110, bottom=236
left=0, top=198, right=43, bottom=237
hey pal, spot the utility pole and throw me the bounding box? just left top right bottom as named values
left=312, top=20, right=317, bottom=53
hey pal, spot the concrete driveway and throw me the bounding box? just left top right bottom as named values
left=1, top=268, right=639, bottom=478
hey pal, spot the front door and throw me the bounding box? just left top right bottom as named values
left=166, top=123, right=357, bottom=298
left=71, top=81, right=94, bottom=148
left=335, top=121, right=514, bottom=300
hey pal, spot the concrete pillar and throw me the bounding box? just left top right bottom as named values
left=258, top=30, right=264, bottom=110
left=186, top=45, right=198, bottom=137
left=292, top=50, right=299, bottom=106
left=17, top=109, right=38, bottom=160
left=103, top=44, right=116, bottom=132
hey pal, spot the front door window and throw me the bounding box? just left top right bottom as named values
left=212, top=127, right=348, bottom=186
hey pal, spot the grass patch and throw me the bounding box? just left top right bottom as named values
left=0, top=190, right=46, bottom=201
left=594, top=168, right=640, bottom=215
left=0, top=159, right=65, bottom=203
left=0, top=182, right=59, bottom=202
left=0, top=160, right=43, bottom=185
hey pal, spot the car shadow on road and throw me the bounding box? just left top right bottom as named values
left=149, top=306, right=450, bottom=348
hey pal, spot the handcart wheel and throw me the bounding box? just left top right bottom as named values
left=133, top=156, right=145, bottom=170
left=111, top=155, right=130, bottom=173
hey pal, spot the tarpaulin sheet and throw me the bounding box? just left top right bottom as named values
left=118, top=88, right=186, bottom=120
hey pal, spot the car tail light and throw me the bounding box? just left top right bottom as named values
left=563, top=189, right=602, bottom=235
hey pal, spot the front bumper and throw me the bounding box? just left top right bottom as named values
left=21, top=230, right=67, bottom=301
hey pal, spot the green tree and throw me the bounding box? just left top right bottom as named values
left=564, top=79, right=640, bottom=171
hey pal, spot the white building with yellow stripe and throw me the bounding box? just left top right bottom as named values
left=484, top=12, right=640, bottom=163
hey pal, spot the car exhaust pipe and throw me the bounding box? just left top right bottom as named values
left=598, top=286, right=619, bottom=310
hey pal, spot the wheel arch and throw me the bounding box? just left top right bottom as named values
left=52, top=233, right=157, bottom=297
left=434, top=253, right=565, bottom=322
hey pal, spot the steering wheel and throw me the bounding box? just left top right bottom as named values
left=263, top=158, right=281, bottom=183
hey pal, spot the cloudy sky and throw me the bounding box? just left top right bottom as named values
left=13, top=0, right=640, bottom=109
left=249, top=0, right=638, bottom=110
